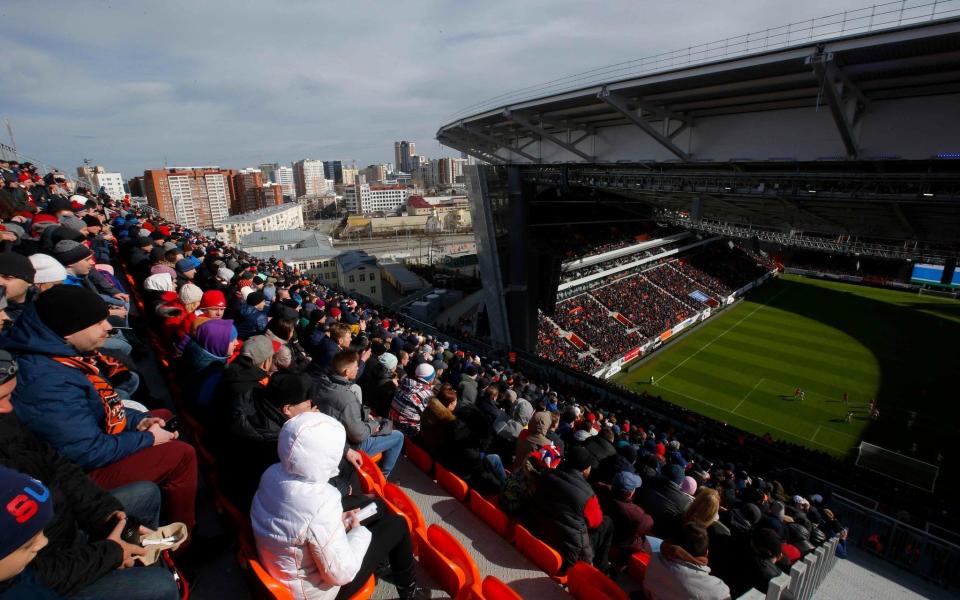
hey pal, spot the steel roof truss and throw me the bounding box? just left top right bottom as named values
left=597, top=86, right=690, bottom=161
left=502, top=110, right=594, bottom=162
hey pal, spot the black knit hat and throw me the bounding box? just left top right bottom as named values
left=34, top=285, right=109, bottom=338
left=246, top=291, right=266, bottom=306
left=52, top=240, right=92, bottom=266
left=0, top=252, right=36, bottom=284
left=82, top=215, right=102, bottom=227
left=267, top=372, right=311, bottom=408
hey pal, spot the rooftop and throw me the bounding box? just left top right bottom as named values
left=337, top=249, right=378, bottom=272
left=238, top=228, right=315, bottom=248
left=221, top=203, right=301, bottom=224
left=382, top=262, right=426, bottom=288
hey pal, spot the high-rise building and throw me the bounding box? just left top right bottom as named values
left=144, top=167, right=235, bottom=229
left=293, top=159, right=326, bottom=198
left=365, top=163, right=388, bottom=184
left=323, top=160, right=344, bottom=185
left=92, top=171, right=125, bottom=200
left=394, top=141, right=416, bottom=173
left=259, top=163, right=295, bottom=198
left=76, top=165, right=125, bottom=199
left=232, top=168, right=264, bottom=214
left=344, top=183, right=408, bottom=214
left=342, top=167, right=359, bottom=186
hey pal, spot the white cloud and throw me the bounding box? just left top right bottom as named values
left=0, top=0, right=874, bottom=176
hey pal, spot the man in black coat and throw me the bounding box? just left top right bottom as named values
left=633, top=463, right=694, bottom=538
left=524, top=446, right=613, bottom=571
left=0, top=351, right=178, bottom=600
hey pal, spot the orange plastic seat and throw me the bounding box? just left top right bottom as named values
left=628, top=551, right=651, bottom=584
left=346, top=575, right=376, bottom=600
left=513, top=525, right=566, bottom=583
left=468, top=490, right=512, bottom=540
left=427, top=524, right=481, bottom=591
left=435, top=463, right=469, bottom=502
left=248, top=558, right=294, bottom=600
left=381, top=482, right=428, bottom=553
left=358, top=450, right=386, bottom=493
left=416, top=532, right=467, bottom=598
left=404, top=437, right=434, bottom=474
left=356, top=465, right=380, bottom=495
left=566, top=561, right=629, bottom=600
left=482, top=575, right=523, bottom=600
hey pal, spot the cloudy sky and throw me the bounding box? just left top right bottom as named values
left=2, top=0, right=878, bottom=178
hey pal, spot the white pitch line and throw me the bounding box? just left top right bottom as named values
left=811, top=425, right=823, bottom=442
left=733, top=377, right=765, bottom=413
left=655, top=382, right=850, bottom=453
left=657, top=287, right=790, bottom=385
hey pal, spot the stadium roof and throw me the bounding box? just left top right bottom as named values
left=438, top=14, right=960, bottom=163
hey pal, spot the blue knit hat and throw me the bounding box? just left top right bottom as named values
left=0, top=466, right=54, bottom=559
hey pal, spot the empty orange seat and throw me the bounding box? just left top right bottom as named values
left=628, top=551, right=651, bottom=584
left=468, top=490, right=512, bottom=539
left=346, top=575, right=376, bottom=600
left=357, top=450, right=386, bottom=493
left=416, top=532, right=467, bottom=598
left=427, top=524, right=481, bottom=591
left=482, top=575, right=523, bottom=600
left=513, top=524, right=566, bottom=583
left=566, top=561, right=628, bottom=600
left=404, top=438, right=434, bottom=474
left=248, top=558, right=294, bottom=600
left=435, top=463, right=469, bottom=502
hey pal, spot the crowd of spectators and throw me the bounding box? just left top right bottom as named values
left=0, top=158, right=916, bottom=600
left=553, top=296, right=642, bottom=363
left=536, top=314, right=601, bottom=373
left=643, top=264, right=718, bottom=307
left=592, top=274, right=694, bottom=339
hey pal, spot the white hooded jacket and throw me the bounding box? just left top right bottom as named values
left=250, top=411, right=372, bottom=599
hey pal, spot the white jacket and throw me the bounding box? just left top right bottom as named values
left=251, top=412, right=372, bottom=600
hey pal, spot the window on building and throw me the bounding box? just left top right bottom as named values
left=348, top=275, right=355, bottom=283
left=359, top=274, right=365, bottom=282
left=370, top=286, right=376, bottom=294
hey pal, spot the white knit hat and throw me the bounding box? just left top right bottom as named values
left=28, top=253, right=67, bottom=284
left=179, top=283, right=203, bottom=305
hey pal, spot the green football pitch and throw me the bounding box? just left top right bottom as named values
left=612, top=274, right=960, bottom=457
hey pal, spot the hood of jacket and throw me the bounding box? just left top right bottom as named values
left=0, top=302, right=77, bottom=357
left=278, top=411, right=346, bottom=483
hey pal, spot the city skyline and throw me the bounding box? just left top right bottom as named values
left=2, top=0, right=870, bottom=176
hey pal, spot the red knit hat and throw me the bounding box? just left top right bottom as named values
left=200, top=290, right=226, bottom=309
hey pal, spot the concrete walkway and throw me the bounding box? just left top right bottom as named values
left=373, top=457, right=570, bottom=599
left=815, top=547, right=955, bottom=599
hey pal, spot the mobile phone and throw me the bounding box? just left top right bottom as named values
left=162, top=417, right=179, bottom=432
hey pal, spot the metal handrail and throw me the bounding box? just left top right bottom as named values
left=442, top=0, right=960, bottom=123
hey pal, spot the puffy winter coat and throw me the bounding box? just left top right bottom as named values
left=0, top=303, right=151, bottom=469
left=251, top=412, right=372, bottom=600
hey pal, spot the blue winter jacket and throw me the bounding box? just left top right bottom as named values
left=0, top=303, right=151, bottom=469
left=235, top=303, right=268, bottom=340
left=179, top=340, right=227, bottom=408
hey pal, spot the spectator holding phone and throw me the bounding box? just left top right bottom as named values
left=250, top=412, right=423, bottom=599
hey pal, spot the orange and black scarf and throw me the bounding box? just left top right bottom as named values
left=51, top=353, right=130, bottom=435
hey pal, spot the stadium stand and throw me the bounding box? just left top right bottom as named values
left=2, top=158, right=951, bottom=599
